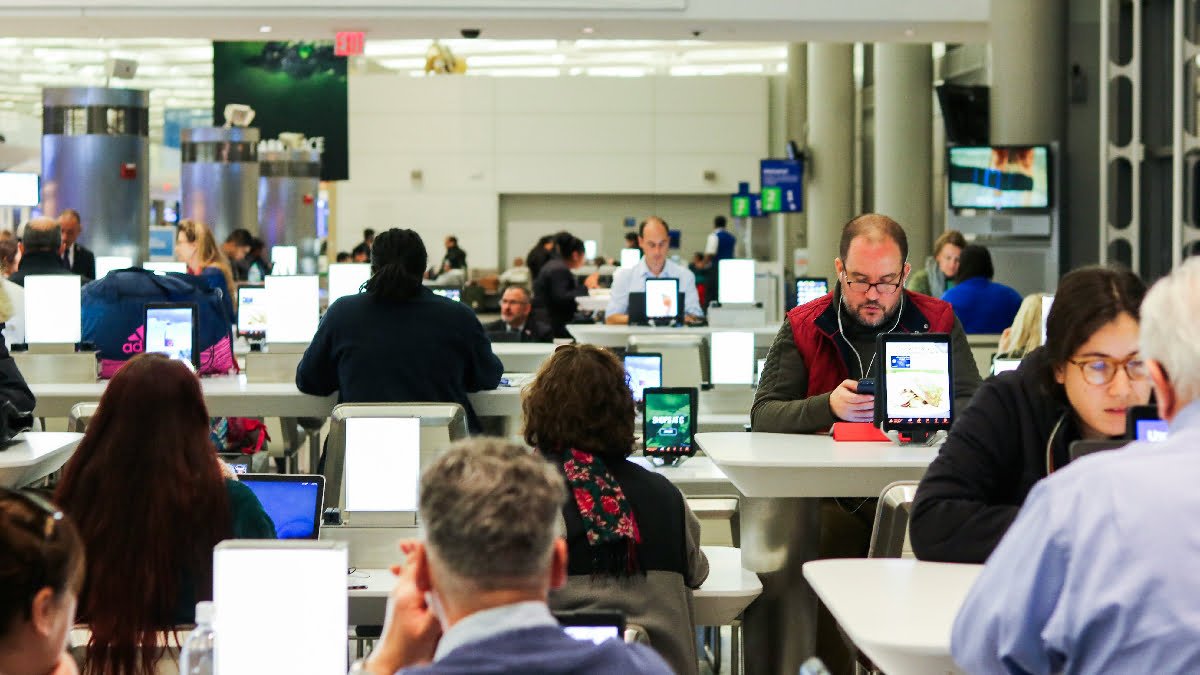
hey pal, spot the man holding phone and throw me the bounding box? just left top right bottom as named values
left=752, top=213, right=981, bottom=434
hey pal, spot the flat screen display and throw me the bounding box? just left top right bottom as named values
left=345, top=417, right=420, bottom=513
left=620, top=248, right=641, bottom=269
left=643, top=388, right=696, bottom=458
left=213, top=542, right=346, bottom=675
left=584, top=239, right=598, bottom=261
left=94, top=256, right=132, bottom=278
left=991, top=358, right=1022, bottom=376
left=1041, top=294, right=1054, bottom=345
left=237, top=285, right=267, bottom=337
left=431, top=288, right=461, bottom=302
left=564, top=626, right=620, bottom=644
left=145, top=304, right=197, bottom=368
left=238, top=475, right=324, bottom=539
left=718, top=259, right=756, bottom=304
left=881, top=338, right=952, bottom=427
left=623, top=353, right=662, bottom=403
left=948, top=145, right=1051, bottom=210
left=0, top=173, right=39, bottom=207
left=327, top=263, right=371, bottom=305
left=795, top=278, right=829, bottom=307
left=755, top=357, right=766, bottom=386
left=1135, top=419, right=1169, bottom=442
left=142, top=261, right=187, bottom=275
left=644, top=278, right=679, bottom=320
left=24, top=275, right=81, bottom=344
left=265, top=275, right=319, bottom=343
left=271, top=246, right=298, bottom=276
left=710, top=331, right=755, bottom=385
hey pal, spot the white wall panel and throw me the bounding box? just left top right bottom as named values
left=350, top=76, right=495, bottom=114
left=351, top=113, right=493, bottom=154
left=494, top=77, right=655, bottom=114
left=655, top=76, right=768, bottom=113
left=494, top=113, right=653, bottom=154
left=654, top=154, right=761, bottom=193
left=654, top=113, right=766, bottom=154
left=495, top=154, right=654, bottom=193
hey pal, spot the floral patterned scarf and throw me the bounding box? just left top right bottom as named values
left=561, top=448, right=642, bottom=577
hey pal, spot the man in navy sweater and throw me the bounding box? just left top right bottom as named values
left=352, top=439, right=671, bottom=675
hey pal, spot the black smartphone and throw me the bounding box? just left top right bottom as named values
left=856, top=378, right=875, bottom=395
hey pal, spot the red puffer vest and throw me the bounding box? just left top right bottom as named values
left=787, top=290, right=956, bottom=397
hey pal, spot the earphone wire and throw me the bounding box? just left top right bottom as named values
left=837, top=287, right=904, bottom=380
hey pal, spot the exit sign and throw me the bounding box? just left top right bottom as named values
left=335, top=32, right=366, bottom=56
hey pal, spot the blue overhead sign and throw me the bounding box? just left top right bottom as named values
left=760, top=159, right=803, bottom=213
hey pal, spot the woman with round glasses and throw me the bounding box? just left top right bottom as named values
left=0, top=488, right=85, bottom=675
left=910, top=266, right=1151, bottom=563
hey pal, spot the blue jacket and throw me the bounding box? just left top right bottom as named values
left=941, top=277, right=1022, bottom=334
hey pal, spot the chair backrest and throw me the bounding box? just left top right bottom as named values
left=324, top=403, right=468, bottom=511
left=70, top=626, right=189, bottom=675
left=627, top=335, right=708, bottom=388
left=68, top=402, right=99, bottom=433
left=867, top=480, right=919, bottom=558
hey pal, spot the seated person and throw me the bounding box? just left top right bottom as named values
left=531, top=234, right=598, bottom=340
left=0, top=489, right=84, bottom=675
left=498, top=257, right=531, bottom=287
left=523, top=344, right=709, bottom=674
left=996, top=293, right=1046, bottom=359
left=952, top=259, right=1200, bottom=673
left=484, top=286, right=551, bottom=343
left=355, top=439, right=672, bottom=675
left=428, top=262, right=466, bottom=288
left=221, top=228, right=254, bottom=282
left=753, top=213, right=981, bottom=434
left=905, top=229, right=965, bottom=298
left=11, top=218, right=72, bottom=287
left=54, top=354, right=275, bottom=674
left=605, top=217, right=703, bottom=325
left=297, top=228, right=503, bottom=433
left=910, top=266, right=1150, bottom=563
left=941, top=244, right=1023, bottom=334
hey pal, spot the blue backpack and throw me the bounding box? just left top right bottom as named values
left=82, top=268, right=235, bottom=377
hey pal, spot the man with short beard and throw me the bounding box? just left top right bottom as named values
left=752, top=213, right=981, bottom=433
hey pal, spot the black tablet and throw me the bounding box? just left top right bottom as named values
left=795, top=277, right=830, bottom=308
left=144, top=302, right=199, bottom=369
left=874, top=333, right=954, bottom=433
left=643, top=387, right=698, bottom=461
left=1126, top=405, right=1167, bottom=442
left=1069, top=440, right=1130, bottom=462
left=623, top=352, right=662, bottom=404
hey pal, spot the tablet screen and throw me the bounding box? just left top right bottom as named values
left=645, top=278, right=679, bottom=319
left=564, top=626, right=620, bottom=644
left=882, top=339, right=951, bottom=426
left=145, top=305, right=195, bottom=367
left=237, top=286, right=267, bottom=336
left=795, top=278, right=829, bottom=306
left=345, top=417, right=421, bottom=513
left=24, top=275, right=82, bottom=344
left=710, top=331, right=755, bottom=385
left=271, top=246, right=298, bottom=276
left=718, top=259, right=756, bottom=304
left=265, top=275, right=319, bottom=343
left=327, top=263, right=371, bottom=305
left=644, top=389, right=695, bottom=457
left=1135, top=419, right=1169, bottom=442
left=432, top=288, right=461, bottom=302
left=623, top=354, right=662, bottom=403
left=620, top=248, right=641, bottom=269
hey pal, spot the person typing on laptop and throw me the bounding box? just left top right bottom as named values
left=605, top=217, right=704, bottom=325
left=351, top=439, right=671, bottom=675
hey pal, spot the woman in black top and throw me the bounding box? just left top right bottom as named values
left=296, top=229, right=503, bottom=432
left=911, top=266, right=1152, bottom=563
left=523, top=344, right=708, bottom=674
left=531, top=234, right=598, bottom=339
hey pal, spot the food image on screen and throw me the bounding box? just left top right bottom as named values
left=645, top=279, right=678, bottom=319
left=146, top=308, right=194, bottom=364
left=884, top=342, right=951, bottom=424
left=644, top=392, right=693, bottom=455
left=948, top=146, right=1049, bottom=210
left=239, top=290, right=267, bottom=335
left=624, top=356, right=661, bottom=403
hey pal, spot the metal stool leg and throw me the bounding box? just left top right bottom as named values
left=732, top=617, right=742, bottom=675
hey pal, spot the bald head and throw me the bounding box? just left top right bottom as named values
left=22, top=217, right=62, bottom=254
left=638, top=216, right=671, bottom=272
left=838, top=213, right=908, bottom=265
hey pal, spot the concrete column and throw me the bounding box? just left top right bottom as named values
left=806, top=43, right=856, bottom=281
left=990, top=0, right=1068, bottom=143
left=874, top=43, right=933, bottom=266
left=786, top=43, right=808, bottom=252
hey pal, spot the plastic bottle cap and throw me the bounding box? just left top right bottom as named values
left=194, top=601, right=214, bottom=624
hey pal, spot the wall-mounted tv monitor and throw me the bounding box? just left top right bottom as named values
left=0, top=173, right=39, bottom=207
left=947, top=145, right=1052, bottom=211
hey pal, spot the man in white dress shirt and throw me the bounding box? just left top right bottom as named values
left=604, top=217, right=703, bottom=325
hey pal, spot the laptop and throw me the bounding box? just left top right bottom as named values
left=238, top=474, right=326, bottom=539
left=628, top=290, right=685, bottom=326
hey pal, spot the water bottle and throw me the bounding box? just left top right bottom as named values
left=179, top=601, right=216, bottom=675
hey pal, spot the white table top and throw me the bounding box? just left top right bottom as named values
left=803, top=559, right=981, bottom=675
left=0, top=432, right=84, bottom=488
left=629, top=456, right=737, bottom=496
left=349, top=545, right=760, bottom=628
left=567, top=324, right=779, bottom=348
left=490, top=343, right=556, bottom=356
left=696, top=432, right=936, bottom=498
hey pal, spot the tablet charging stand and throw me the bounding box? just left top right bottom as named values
left=13, top=343, right=98, bottom=383
left=882, top=427, right=946, bottom=447
left=706, top=303, right=765, bottom=328
left=245, top=342, right=307, bottom=383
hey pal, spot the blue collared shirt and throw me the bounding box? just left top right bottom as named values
left=952, top=399, right=1200, bottom=675
left=433, top=601, right=559, bottom=662
left=605, top=257, right=704, bottom=318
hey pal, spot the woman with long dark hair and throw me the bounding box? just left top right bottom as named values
left=296, top=228, right=503, bottom=432
left=55, top=353, right=274, bottom=675
left=523, top=344, right=708, bottom=675
left=911, top=266, right=1151, bottom=563
left=0, top=489, right=85, bottom=675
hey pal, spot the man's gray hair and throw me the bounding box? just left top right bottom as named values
left=21, top=217, right=61, bottom=254
left=1141, top=257, right=1200, bottom=403
left=419, top=438, right=565, bottom=591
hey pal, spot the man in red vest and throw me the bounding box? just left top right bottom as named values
left=753, top=212, right=982, bottom=433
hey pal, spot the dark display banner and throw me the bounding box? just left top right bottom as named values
left=213, top=41, right=348, bottom=181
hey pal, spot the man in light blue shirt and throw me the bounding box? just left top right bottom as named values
left=952, top=257, right=1200, bottom=675
left=605, top=216, right=704, bottom=324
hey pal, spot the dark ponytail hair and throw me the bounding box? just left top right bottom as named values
left=0, top=489, right=85, bottom=637
left=366, top=229, right=428, bottom=302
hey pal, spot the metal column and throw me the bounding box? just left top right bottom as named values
left=873, top=44, right=933, bottom=261
left=1100, top=0, right=1144, bottom=271
left=806, top=44, right=855, bottom=280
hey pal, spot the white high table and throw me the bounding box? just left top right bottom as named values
left=0, top=432, right=85, bottom=487
left=490, top=343, right=555, bottom=373
left=347, top=545, right=761, bottom=629
left=803, top=559, right=981, bottom=675
left=697, top=432, right=937, bottom=675
left=567, top=324, right=780, bottom=349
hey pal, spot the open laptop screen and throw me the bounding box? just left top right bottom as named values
left=238, top=475, right=325, bottom=539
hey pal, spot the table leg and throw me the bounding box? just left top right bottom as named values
left=738, top=497, right=821, bottom=675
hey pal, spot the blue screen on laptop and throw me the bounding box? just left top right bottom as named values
left=240, top=479, right=321, bottom=539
